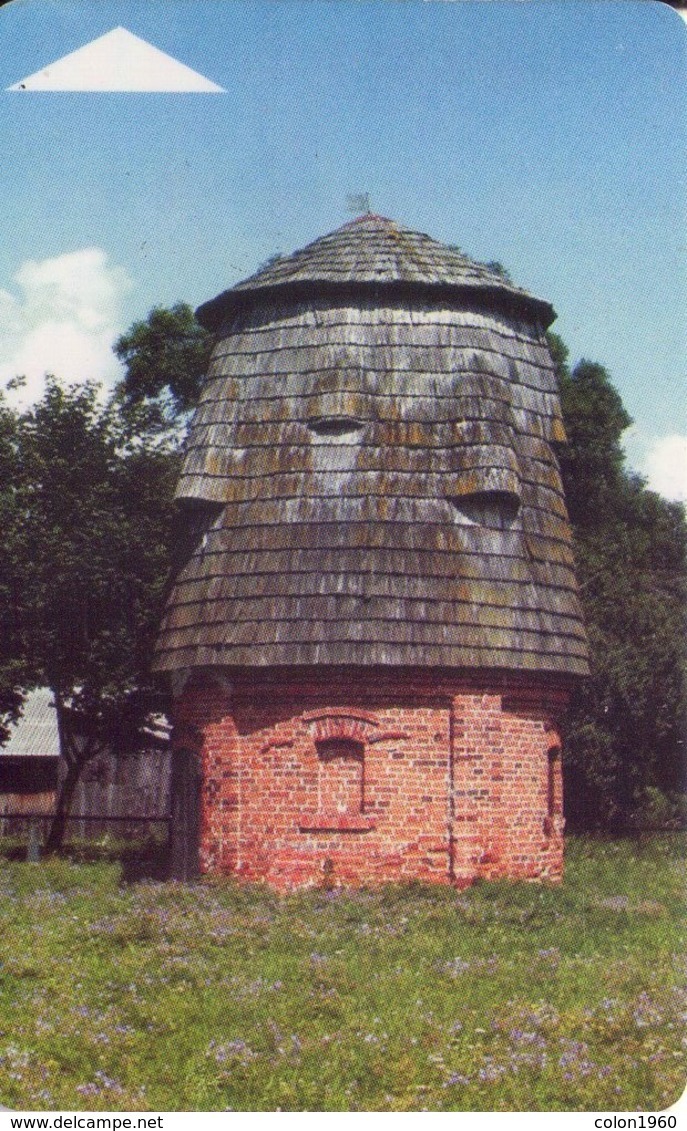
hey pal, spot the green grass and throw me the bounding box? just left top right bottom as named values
left=0, top=835, right=684, bottom=1111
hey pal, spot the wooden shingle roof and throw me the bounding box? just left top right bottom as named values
left=155, top=218, right=588, bottom=679
left=196, top=215, right=555, bottom=332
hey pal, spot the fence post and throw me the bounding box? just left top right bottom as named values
left=27, top=818, right=41, bottom=862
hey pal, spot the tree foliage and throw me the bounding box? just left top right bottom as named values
left=549, top=334, right=686, bottom=830
left=113, top=302, right=213, bottom=417
left=0, top=400, right=28, bottom=743
left=6, top=380, right=178, bottom=848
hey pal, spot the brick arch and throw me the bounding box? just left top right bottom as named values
left=316, top=736, right=364, bottom=761
left=296, top=710, right=380, bottom=833
left=301, top=709, right=380, bottom=745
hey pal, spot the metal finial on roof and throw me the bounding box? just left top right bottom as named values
left=346, top=192, right=371, bottom=214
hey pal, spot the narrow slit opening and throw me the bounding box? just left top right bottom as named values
left=307, top=417, right=364, bottom=438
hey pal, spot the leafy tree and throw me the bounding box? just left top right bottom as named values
left=14, top=380, right=177, bottom=850
left=549, top=334, right=687, bottom=829
left=552, top=341, right=633, bottom=528
left=113, top=302, right=213, bottom=418
left=0, top=398, right=28, bottom=742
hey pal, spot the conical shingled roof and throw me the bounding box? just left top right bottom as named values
left=196, top=215, right=555, bottom=331
left=155, top=217, right=588, bottom=679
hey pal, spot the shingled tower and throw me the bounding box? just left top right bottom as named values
left=155, top=216, right=588, bottom=887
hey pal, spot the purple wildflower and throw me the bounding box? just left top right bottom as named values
left=633, top=992, right=664, bottom=1028
left=478, top=1059, right=507, bottom=1083
left=76, top=1083, right=101, bottom=1097
left=439, top=957, right=471, bottom=977
left=597, top=895, right=630, bottom=911
left=558, top=1038, right=597, bottom=1079
left=212, top=1039, right=256, bottom=1065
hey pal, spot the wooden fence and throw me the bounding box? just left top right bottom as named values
left=0, top=746, right=171, bottom=842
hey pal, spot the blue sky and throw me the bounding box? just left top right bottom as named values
left=0, top=0, right=685, bottom=497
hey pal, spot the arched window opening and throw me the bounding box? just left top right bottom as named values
left=316, top=738, right=364, bottom=816
left=449, top=490, right=520, bottom=530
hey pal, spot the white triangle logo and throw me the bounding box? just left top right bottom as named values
left=7, top=26, right=226, bottom=92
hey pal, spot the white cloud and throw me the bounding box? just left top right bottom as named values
left=0, top=248, right=132, bottom=408
left=625, top=430, right=687, bottom=503
left=642, top=434, right=687, bottom=504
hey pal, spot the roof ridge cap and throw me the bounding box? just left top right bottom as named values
left=342, top=213, right=396, bottom=227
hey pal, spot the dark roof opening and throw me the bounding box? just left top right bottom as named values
left=307, top=417, right=364, bottom=438
left=449, top=490, right=521, bottom=530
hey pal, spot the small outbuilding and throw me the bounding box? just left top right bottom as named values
left=0, top=688, right=59, bottom=829
left=155, top=215, right=589, bottom=888
left=0, top=688, right=171, bottom=842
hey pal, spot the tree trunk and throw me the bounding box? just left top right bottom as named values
left=44, top=691, right=84, bottom=854
left=45, top=757, right=81, bottom=853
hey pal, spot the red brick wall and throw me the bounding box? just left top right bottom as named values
left=172, top=668, right=569, bottom=890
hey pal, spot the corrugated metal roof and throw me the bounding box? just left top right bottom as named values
left=1, top=688, right=60, bottom=757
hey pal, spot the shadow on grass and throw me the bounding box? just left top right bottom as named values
left=0, top=835, right=172, bottom=883
left=119, top=851, right=172, bottom=884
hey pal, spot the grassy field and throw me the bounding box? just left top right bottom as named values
left=0, top=835, right=684, bottom=1112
